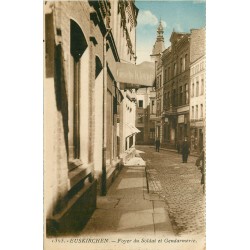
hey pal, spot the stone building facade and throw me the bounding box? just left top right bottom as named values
left=189, top=28, right=206, bottom=153
left=44, top=0, right=139, bottom=236
left=161, top=32, right=191, bottom=149
left=154, top=27, right=205, bottom=151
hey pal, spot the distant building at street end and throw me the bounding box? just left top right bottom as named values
left=134, top=20, right=165, bottom=145
left=135, top=87, right=156, bottom=145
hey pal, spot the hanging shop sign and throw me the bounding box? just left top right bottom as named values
left=115, top=61, right=155, bottom=88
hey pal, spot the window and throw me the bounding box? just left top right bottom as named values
left=200, top=104, right=203, bottom=118
left=138, top=100, right=143, bottom=108
left=172, top=89, right=176, bottom=107
left=167, top=91, right=170, bottom=108
left=157, top=101, right=161, bottom=116
left=168, top=67, right=171, bottom=80
left=72, top=57, right=80, bottom=158
left=179, top=86, right=183, bottom=106
left=113, top=97, right=118, bottom=125
left=165, top=69, right=167, bottom=82
left=196, top=81, right=199, bottom=97
left=150, top=128, right=155, bottom=139
left=185, top=54, right=188, bottom=70
left=192, top=106, right=194, bottom=119
left=185, top=84, right=188, bottom=104
left=150, top=100, right=155, bottom=114
left=95, top=56, right=102, bottom=78
left=151, top=100, right=155, bottom=114
left=70, top=19, right=88, bottom=160
left=138, top=113, right=143, bottom=123
left=201, top=79, right=204, bottom=95
left=180, top=58, right=182, bottom=73
left=192, top=82, right=194, bottom=97
left=164, top=92, right=167, bottom=104
left=195, top=105, right=198, bottom=119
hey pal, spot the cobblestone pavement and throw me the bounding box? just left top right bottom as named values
left=137, top=145, right=205, bottom=236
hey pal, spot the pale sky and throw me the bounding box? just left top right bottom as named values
left=135, top=0, right=206, bottom=63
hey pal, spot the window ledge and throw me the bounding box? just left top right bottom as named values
left=68, top=158, right=83, bottom=171
left=68, top=160, right=93, bottom=190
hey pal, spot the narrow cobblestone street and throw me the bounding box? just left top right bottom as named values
left=137, top=145, right=205, bottom=236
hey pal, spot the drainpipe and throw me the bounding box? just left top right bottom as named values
left=101, top=28, right=112, bottom=196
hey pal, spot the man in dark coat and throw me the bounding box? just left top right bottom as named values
left=155, top=138, right=160, bottom=152
left=182, top=137, right=190, bottom=163
left=196, top=148, right=205, bottom=194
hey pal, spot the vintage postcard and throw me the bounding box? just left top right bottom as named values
left=44, top=0, right=206, bottom=249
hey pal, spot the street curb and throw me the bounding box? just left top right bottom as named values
left=144, top=167, right=164, bottom=201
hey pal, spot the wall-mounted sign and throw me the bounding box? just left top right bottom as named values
left=178, top=115, right=184, bottom=123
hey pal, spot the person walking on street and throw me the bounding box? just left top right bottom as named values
left=196, top=148, right=205, bottom=194
left=155, top=137, right=160, bottom=152
left=182, top=136, right=190, bottom=163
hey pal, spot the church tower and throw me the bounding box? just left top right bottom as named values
left=151, top=20, right=165, bottom=57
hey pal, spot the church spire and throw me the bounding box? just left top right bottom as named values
left=151, top=20, right=165, bottom=56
